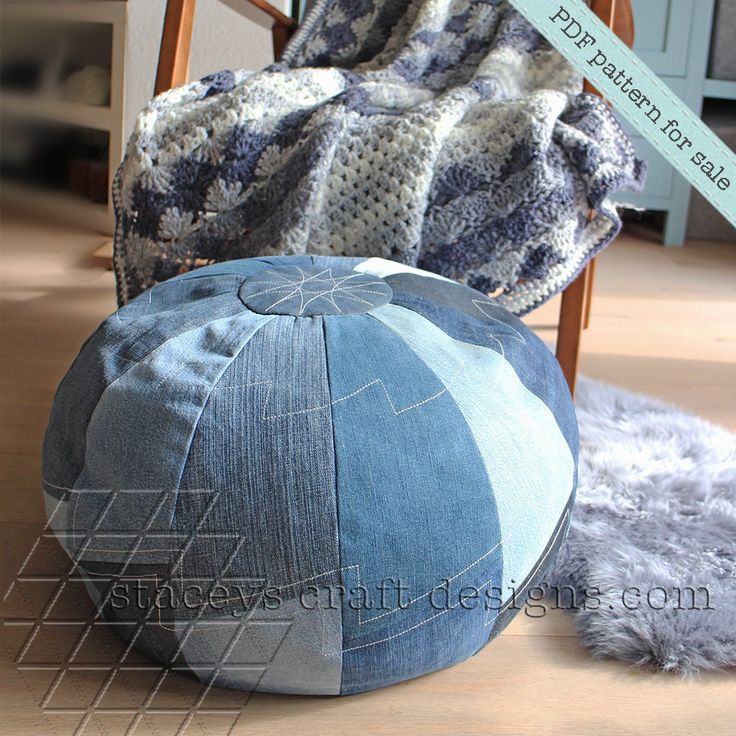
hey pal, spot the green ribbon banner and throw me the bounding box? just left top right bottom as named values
left=508, top=0, right=736, bottom=228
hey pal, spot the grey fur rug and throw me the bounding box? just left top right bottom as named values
left=549, top=378, right=736, bottom=675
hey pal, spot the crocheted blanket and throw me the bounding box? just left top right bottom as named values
left=113, top=0, right=645, bottom=313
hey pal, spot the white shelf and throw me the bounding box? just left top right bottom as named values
left=703, top=78, right=736, bottom=101
left=1, top=181, right=114, bottom=235
left=0, top=1, right=127, bottom=25
left=0, top=92, right=113, bottom=131
left=0, top=1, right=126, bottom=236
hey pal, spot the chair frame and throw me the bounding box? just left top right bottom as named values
left=155, top=0, right=634, bottom=395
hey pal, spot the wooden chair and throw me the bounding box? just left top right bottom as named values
left=155, top=0, right=634, bottom=396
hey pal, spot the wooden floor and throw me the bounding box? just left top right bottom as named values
left=0, top=213, right=734, bottom=735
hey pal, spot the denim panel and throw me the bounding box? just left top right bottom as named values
left=58, top=491, right=184, bottom=566
left=177, top=594, right=342, bottom=695
left=253, top=595, right=342, bottom=694
left=486, top=494, right=574, bottom=641
left=43, top=492, right=77, bottom=560
left=258, top=592, right=342, bottom=695
left=174, top=255, right=319, bottom=283
left=340, top=544, right=503, bottom=695
left=239, top=265, right=392, bottom=316
left=353, top=257, right=456, bottom=284
left=178, top=316, right=340, bottom=585
left=42, top=277, right=246, bottom=506
left=176, top=618, right=290, bottom=668
left=176, top=316, right=343, bottom=694
left=70, top=311, right=275, bottom=552
left=115, top=274, right=244, bottom=321
left=104, top=589, right=188, bottom=668
left=369, top=304, right=575, bottom=599
left=322, top=314, right=502, bottom=694
left=384, top=273, right=579, bottom=459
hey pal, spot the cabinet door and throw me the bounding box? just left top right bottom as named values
left=631, top=0, right=694, bottom=77
left=615, top=76, right=689, bottom=135
left=612, top=77, right=688, bottom=204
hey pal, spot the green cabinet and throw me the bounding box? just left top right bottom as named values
left=613, top=0, right=716, bottom=245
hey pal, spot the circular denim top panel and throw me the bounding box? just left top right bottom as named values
left=239, top=264, right=393, bottom=317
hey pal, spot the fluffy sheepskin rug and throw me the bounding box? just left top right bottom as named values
left=548, top=378, right=736, bottom=675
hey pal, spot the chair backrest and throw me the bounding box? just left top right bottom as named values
left=584, top=0, right=634, bottom=95
left=155, top=0, right=297, bottom=95
left=155, top=0, right=634, bottom=96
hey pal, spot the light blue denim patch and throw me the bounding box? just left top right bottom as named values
left=369, top=303, right=575, bottom=599
left=383, top=272, right=579, bottom=458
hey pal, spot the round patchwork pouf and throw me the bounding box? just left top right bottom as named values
left=43, top=255, right=578, bottom=695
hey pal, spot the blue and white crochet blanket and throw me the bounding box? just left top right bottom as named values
left=113, top=0, right=645, bottom=313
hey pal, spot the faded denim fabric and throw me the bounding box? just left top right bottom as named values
left=323, top=313, right=503, bottom=693
left=382, top=272, right=579, bottom=457
left=369, top=303, right=575, bottom=602
left=176, top=316, right=343, bottom=694
left=239, top=265, right=393, bottom=317
left=43, top=255, right=578, bottom=696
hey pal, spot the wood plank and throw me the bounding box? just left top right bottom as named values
left=155, top=0, right=197, bottom=95
left=585, top=0, right=618, bottom=96
left=556, top=265, right=589, bottom=395
left=247, top=0, right=297, bottom=30
left=92, top=240, right=114, bottom=269
left=584, top=256, right=597, bottom=329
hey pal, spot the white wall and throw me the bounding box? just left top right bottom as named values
left=123, top=0, right=290, bottom=141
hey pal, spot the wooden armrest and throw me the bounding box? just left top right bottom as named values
left=613, top=0, right=635, bottom=47
left=242, top=0, right=297, bottom=31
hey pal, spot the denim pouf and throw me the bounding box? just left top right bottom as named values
left=43, top=255, right=578, bottom=695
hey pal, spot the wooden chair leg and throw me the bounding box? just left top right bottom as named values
left=272, top=24, right=293, bottom=60
left=556, top=264, right=590, bottom=397
left=583, top=257, right=596, bottom=329
left=560, top=0, right=630, bottom=386
left=155, top=0, right=197, bottom=96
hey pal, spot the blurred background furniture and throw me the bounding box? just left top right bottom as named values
left=612, top=0, right=735, bottom=245
left=0, top=1, right=127, bottom=233
left=0, top=0, right=289, bottom=235
left=689, top=0, right=736, bottom=243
